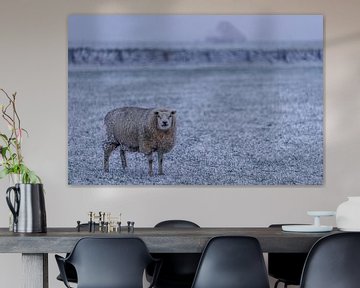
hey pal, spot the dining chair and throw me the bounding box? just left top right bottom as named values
left=146, top=220, right=201, bottom=288
left=300, top=232, right=360, bottom=288
left=56, top=223, right=99, bottom=284
left=55, top=237, right=161, bottom=288
left=191, top=236, right=270, bottom=288
left=268, top=224, right=308, bottom=288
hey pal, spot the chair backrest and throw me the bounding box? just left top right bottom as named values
left=66, top=237, right=154, bottom=288
left=191, top=236, right=270, bottom=288
left=150, top=220, right=201, bottom=286
left=300, top=232, right=360, bottom=288
left=155, top=220, right=200, bottom=228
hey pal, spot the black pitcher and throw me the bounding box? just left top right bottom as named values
left=6, top=183, right=47, bottom=233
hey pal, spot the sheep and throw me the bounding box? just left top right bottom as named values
left=103, top=107, right=176, bottom=176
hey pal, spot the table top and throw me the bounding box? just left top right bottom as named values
left=0, top=227, right=340, bottom=254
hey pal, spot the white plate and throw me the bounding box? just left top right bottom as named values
left=282, top=225, right=333, bottom=232
left=307, top=211, right=336, bottom=217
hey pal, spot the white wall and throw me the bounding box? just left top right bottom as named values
left=0, top=0, right=360, bottom=287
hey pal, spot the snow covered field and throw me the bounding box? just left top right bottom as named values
left=68, top=60, right=323, bottom=185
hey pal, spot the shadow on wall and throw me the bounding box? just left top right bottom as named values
left=327, top=31, right=360, bottom=47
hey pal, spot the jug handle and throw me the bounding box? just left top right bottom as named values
left=6, top=186, right=20, bottom=224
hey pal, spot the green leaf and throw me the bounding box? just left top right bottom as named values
left=11, top=165, right=20, bottom=174
left=0, top=133, right=8, bottom=141
left=1, top=146, right=8, bottom=157
left=0, top=168, right=9, bottom=179
left=28, top=171, right=40, bottom=184
left=22, top=173, right=29, bottom=184
left=17, top=164, right=42, bottom=184
left=21, top=128, right=29, bottom=137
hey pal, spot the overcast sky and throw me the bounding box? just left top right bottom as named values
left=68, top=15, right=323, bottom=43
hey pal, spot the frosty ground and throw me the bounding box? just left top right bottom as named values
left=68, top=64, right=323, bottom=185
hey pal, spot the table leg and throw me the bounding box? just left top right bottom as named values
left=22, top=253, right=48, bottom=288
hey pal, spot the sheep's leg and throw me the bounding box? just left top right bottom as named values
left=158, top=152, right=164, bottom=175
left=120, top=149, right=127, bottom=169
left=147, top=153, right=154, bottom=176
left=103, top=142, right=117, bottom=172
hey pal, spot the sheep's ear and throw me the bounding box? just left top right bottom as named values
left=154, top=111, right=159, bottom=115
left=171, top=110, right=176, bottom=115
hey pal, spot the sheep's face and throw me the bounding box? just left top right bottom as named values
left=154, top=110, right=176, bottom=131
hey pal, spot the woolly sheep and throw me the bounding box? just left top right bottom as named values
left=103, top=107, right=176, bottom=176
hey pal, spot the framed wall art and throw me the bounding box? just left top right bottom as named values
left=68, top=15, right=323, bottom=185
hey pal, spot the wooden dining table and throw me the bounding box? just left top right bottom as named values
left=0, top=226, right=339, bottom=288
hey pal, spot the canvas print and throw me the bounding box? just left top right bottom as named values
left=68, top=15, right=323, bottom=185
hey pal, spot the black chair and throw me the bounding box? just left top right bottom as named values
left=147, top=220, right=201, bottom=288
left=56, top=262, right=77, bottom=284
left=55, top=237, right=160, bottom=288
left=300, top=232, right=360, bottom=288
left=268, top=224, right=308, bottom=288
left=56, top=223, right=99, bottom=284
left=191, top=236, right=270, bottom=288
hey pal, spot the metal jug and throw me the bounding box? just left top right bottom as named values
left=6, top=183, right=47, bottom=233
